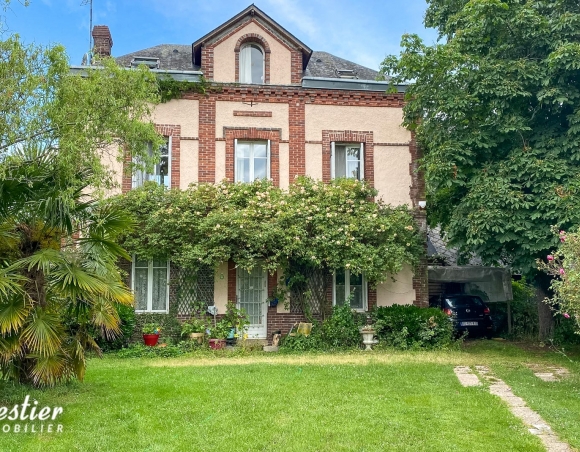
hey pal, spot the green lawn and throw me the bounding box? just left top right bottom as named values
left=0, top=342, right=577, bottom=451
left=473, top=341, right=580, bottom=449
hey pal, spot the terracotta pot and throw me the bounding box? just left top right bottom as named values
left=143, top=334, right=159, bottom=347
left=189, top=332, right=204, bottom=344
left=208, top=338, right=226, bottom=350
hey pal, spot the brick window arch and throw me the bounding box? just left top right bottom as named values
left=235, top=33, right=271, bottom=84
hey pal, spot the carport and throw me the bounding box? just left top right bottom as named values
left=428, top=266, right=514, bottom=333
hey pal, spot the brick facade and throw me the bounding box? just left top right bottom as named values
left=201, top=17, right=303, bottom=86
left=233, top=110, right=273, bottom=117
left=289, top=98, right=306, bottom=181
left=409, top=132, right=428, bottom=308
left=198, top=96, right=217, bottom=183
left=122, top=84, right=427, bottom=337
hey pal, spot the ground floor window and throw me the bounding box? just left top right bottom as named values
left=333, top=269, right=367, bottom=311
left=133, top=257, right=169, bottom=313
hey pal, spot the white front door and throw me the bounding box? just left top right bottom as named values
left=237, top=267, right=267, bottom=339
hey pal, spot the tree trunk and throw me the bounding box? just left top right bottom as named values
left=533, top=274, right=554, bottom=341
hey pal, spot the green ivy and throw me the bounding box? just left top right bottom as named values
left=157, top=76, right=220, bottom=103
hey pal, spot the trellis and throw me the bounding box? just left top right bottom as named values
left=176, top=266, right=214, bottom=317
left=289, top=267, right=330, bottom=319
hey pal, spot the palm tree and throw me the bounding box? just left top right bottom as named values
left=0, top=145, right=134, bottom=386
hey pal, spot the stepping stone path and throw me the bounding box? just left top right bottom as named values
left=453, top=365, right=571, bottom=452
left=453, top=366, right=481, bottom=387
left=530, top=366, right=569, bottom=382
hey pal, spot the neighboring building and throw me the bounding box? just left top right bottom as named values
left=89, top=5, right=427, bottom=340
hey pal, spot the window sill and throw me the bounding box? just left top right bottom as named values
left=135, top=310, right=169, bottom=314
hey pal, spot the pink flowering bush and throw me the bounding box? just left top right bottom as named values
left=538, top=227, right=580, bottom=333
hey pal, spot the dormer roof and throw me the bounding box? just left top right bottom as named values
left=191, top=4, right=313, bottom=70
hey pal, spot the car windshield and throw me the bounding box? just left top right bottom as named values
left=444, top=296, right=484, bottom=308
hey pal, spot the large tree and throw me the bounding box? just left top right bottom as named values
left=0, top=9, right=163, bottom=384
left=380, top=0, right=580, bottom=281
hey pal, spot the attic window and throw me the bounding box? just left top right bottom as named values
left=239, top=43, right=264, bottom=84
left=336, top=69, right=357, bottom=79
left=131, top=56, right=160, bottom=69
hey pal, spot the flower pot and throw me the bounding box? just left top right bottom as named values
left=189, top=332, right=204, bottom=344
left=269, top=298, right=279, bottom=308
left=208, top=338, right=226, bottom=350
left=143, top=334, right=159, bottom=347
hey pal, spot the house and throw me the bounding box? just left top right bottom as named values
left=92, top=5, right=427, bottom=340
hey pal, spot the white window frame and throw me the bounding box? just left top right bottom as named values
left=330, top=142, right=364, bottom=180
left=132, top=136, right=172, bottom=189
left=239, top=43, right=265, bottom=84
left=332, top=270, right=368, bottom=312
left=132, top=256, right=170, bottom=313
left=234, top=139, right=271, bottom=183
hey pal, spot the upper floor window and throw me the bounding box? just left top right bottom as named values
left=331, top=143, right=364, bottom=180
left=333, top=269, right=367, bottom=311
left=239, top=43, right=264, bottom=84
left=235, top=140, right=270, bottom=183
left=133, top=137, right=171, bottom=188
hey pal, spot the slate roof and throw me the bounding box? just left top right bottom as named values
left=116, top=47, right=378, bottom=81
left=427, top=226, right=482, bottom=266
left=304, top=51, right=378, bottom=80
left=116, top=44, right=199, bottom=72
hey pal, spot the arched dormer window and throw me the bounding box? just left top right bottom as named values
left=239, top=43, right=264, bottom=84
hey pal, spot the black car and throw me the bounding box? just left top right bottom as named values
left=429, top=294, right=494, bottom=339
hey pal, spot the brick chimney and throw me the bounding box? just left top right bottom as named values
left=91, top=25, right=113, bottom=58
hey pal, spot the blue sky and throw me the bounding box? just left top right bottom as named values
left=3, top=0, right=439, bottom=70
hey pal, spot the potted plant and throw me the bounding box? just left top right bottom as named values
left=223, top=301, right=250, bottom=345
left=208, top=319, right=231, bottom=350
left=142, top=323, right=162, bottom=346
left=181, top=317, right=206, bottom=344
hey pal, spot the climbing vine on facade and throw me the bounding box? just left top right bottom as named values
left=111, top=177, right=423, bottom=287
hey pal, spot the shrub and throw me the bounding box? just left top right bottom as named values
left=280, top=306, right=365, bottom=351
left=370, top=305, right=453, bottom=349
left=552, top=315, right=580, bottom=345
left=94, top=304, right=136, bottom=352
left=319, top=305, right=366, bottom=348
left=280, top=332, right=324, bottom=351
